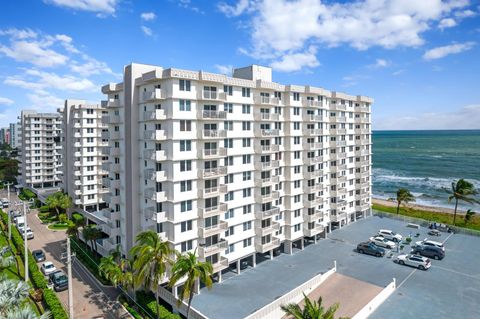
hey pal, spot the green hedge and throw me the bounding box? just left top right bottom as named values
left=136, top=291, right=181, bottom=319
left=43, top=289, right=68, bottom=319
left=71, top=213, right=84, bottom=224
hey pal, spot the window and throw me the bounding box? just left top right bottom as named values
left=243, top=188, right=251, bottom=197
left=179, top=100, right=191, bottom=111
left=223, top=85, right=233, bottom=96
left=242, top=171, right=251, bottom=181
left=243, top=221, right=252, bottom=231
left=242, top=121, right=251, bottom=130
left=180, top=140, right=191, bottom=151
left=179, top=79, right=191, bottom=91
left=243, top=205, right=252, bottom=214
left=180, top=200, right=192, bottom=212
left=242, top=104, right=251, bottom=114
left=243, top=238, right=252, bottom=247
left=180, top=160, right=191, bottom=171
left=242, top=138, right=251, bottom=147
left=180, top=220, right=192, bottom=232
left=180, top=120, right=191, bottom=131
left=225, top=226, right=235, bottom=237
left=294, top=224, right=301, bottom=232
left=293, top=92, right=300, bottom=101
left=224, top=191, right=234, bottom=201
left=224, top=173, right=234, bottom=184
left=86, top=109, right=94, bottom=114
left=225, top=209, right=234, bottom=219
left=224, top=156, right=234, bottom=166
left=226, top=244, right=235, bottom=254
left=223, top=103, right=233, bottom=113
left=293, top=107, right=300, bottom=115
left=224, top=138, right=233, bottom=148
left=180, top=180, right=192, bottom=192
left=181, top=240, right=193, bottom=252
left=224, top=121, right=233, bottom=131
left=242, top=87, right=250, bottom=97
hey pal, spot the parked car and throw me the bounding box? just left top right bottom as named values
left=378, top=229, right=403, bottom=242
left=357, top=242, right=386, bottom=257
left=49, top=270, right=68, bottom=292
left=14, top=216, right=25, bottom=227
left=369, top=236, right=396, bottom=249
left=32, top=250, right=46, bottom=262
left=429, top=222, right=453, bottom=233
left=415, top=239, right=445, bottom=251
left=41, top=261, right=57, bottom=275
left=1, top=198, right=9, bottom=208
left=19, top=227, right=34, bottom=240
left=394, top=254, right=431, bottom=270
left=428, top=229, right=442, bottom=236
left=10, top=210, right=22, bottom=219
left=412, top=245, right=445, bottom=260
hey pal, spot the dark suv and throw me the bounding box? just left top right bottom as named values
left=49, top=270, right=68, bottom=292
left=357, top=242, right=385, bottom=257
left=412, top=245, right=445, bottom=260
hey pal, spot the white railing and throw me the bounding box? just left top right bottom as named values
left=245, top=262, right=337, bottom=319
left=352, top=279, right=396, bottom=319
left=157, top=286, right=209, bottom=319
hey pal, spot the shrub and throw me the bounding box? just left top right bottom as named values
left=405, top=237, right=412, bottom=243
left=19, top=189, right=36, bottom=201
left=70, top=237, right=110, bottom=285
left=136, top=291, right=181, bottom=319
left=43, top=289, right=68, bottom=319
left=39, top=206, right=51, bottom=213
left=71, top=213, right=84, bottom=224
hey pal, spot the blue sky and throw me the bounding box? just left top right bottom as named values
left=0, top=0, right=479, bottom=130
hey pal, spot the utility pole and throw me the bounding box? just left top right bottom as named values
left=23, top=201, right=28, bottom=282
left=67, top=237, right=74, bottom=319
left=5, top=182, right=13, bottom=242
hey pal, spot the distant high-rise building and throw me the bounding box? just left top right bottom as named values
left=9, top=123, right=19, bottom=149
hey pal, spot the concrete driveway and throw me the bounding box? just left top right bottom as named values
left=3, top=189, right=130, bottom=319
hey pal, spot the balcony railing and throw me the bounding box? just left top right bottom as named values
left=302, top=128, right=323, bottom=136
left=254, top=175, right=280, bottom=187
left=255, top=222, right=280, bottom=237
left=198, top=184, right=227, bottom=198
left=303, top=224, right=324, bottom=237
left=303, top=142, right=323, bottom=150
left=201, top=129, right=227, bottom=139
left=144, top=149, right=167, bottom=161
left=199, top=91, right=226, bottom=101
left=211, top=256, right=229, bottom=273
left=303, top=156, right=323, bottom=165
left=142, top=88, right=166, bottom=102
left=198, top=240, right=228, bottom=258
left=143, top=109, right=166, bottom=121
left=200, top=148, right=227, bottom=159
left=254, top=160, right=280, bottom=170
left=198, top=220, right=228, bottom=238
left=253, top=96, right=280, bottom=105
left=144, top=130, right=167, bottom=140
left=254, top=207, right=280, bottom=219
left=254, top=144, right=280, bottom=153
left=254, top=128, right=280, bottom=137
left=302, top=100, right=322, bottom=107
left=200, top=110, right=227, bottom=119
left=303, top=114, right=323, bottom=122
left=255, top=238, right=280, bottom=253
left=331, top=212, right=347, bottom=222
left=198, top=203, right=228, bottom=218
left=199, top=166, right=227, bottom=178
left=254, top=112, right=280, bottom=121
left=255, top=191, right=280, bottom=203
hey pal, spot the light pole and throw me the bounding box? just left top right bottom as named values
left=4, top=182, right=13, bottom=242
left=23, top=200, right=28, bottom=282
left=67, top=237, right=74, bottom=319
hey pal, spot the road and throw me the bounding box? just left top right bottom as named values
left=3, top=189, right=131, bottom=319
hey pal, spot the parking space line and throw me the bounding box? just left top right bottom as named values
left=442, top=232, right=454, bottom=244
left=396, top=269, right=416, bottom=289
left=434, top=265, right=480, bottom=281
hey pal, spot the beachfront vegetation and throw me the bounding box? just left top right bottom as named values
left=445, top=179, right=479, bottom=225
left=396, top=188, right=415, bottom=214
left=281, top=293, right=348, bottom=319
left=465, top=209, right=476, bottom=224
left=44, top=192, right=72, bottom=218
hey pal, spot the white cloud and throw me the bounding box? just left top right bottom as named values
left=439, top=18, right=457, bottom=29
left=221, top=0, right=471, bottom=66
left=214, top=64, right=233, bottom=75
left=342, top=74, right=371, bottom=87
left=392, top=69, right=405, bottom=76
left=0, top=39, right=69, bottom=68
left=5, top=69, right=96, bottom=92
left=372, top=59, right=390, bottom=68
left=141, top=12, right=156, bottom=21
left=0, top=97, right=14, bottom=105
left=0, top=28, right=38, bottom=39
left=141, top=26, right=153, bottom=36
left=27, top=91, right=64, bottom=111
left=218, top=0, right=251, bottom=17
left=269, top=46, right=320, bottom=72
left=454, top=9, right=477, bottom=18
left=374, top=104, right=480, bottom=130
left=43, top=0, right=118, bottom=15
left=173, top=0, right=205, bottom=14
left=423, top=42, right=475, bottom=60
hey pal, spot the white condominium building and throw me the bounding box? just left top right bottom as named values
left=18, top=110, right=63, bottom=195
left=100, top=63, right=372, bottom=282
left=9, top=122, right=20, bottom=149
left=61, top=100, right=109, bottom=214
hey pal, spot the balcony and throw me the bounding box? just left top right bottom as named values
left=200, top=110, right=227, bottom=119
left=198, top=240, right=228, bottom=258
left=254, top=128, right=280, bottom=137
left=104, top=147, right=121, bottom=156
left=144, top=130, right=167, bottom=140
left=255, top=191, right=280, bottom=203
left=142, top=88, right=166, bottom=102
left=303, top=197, right=322, bottom=208
left=254, top=175, right=280, bottom=187
left=102, top=115, right=121, bottom=124
left=254, top=112, right=280, bottom=121
left=254, top=144, right=279, bottom=153
left=198, top=90, right=226, bottom=101
left=211, top=256, right=229, bottom=274
left=331, top=212, right=347, bottom=222
left=198, top=220, right=228, bottom=238
left=303, top=156, right=323, bottom=165
left=335, top=128, right=347, bottom=135
left=144, top=149, right=167, bottom=161
left=335, top=104, right=347, bottom=111
left=255, top=221, right=280, bottom=237
left=104, top=193, right=120, bottom=205
left=145, top=188, right=167, bottom=202
left=198, top=184, right=227, bottom=198
left=253, top=96, right=279, bottom=105
left=198, top=203, right=228, bottom=218
left=303, top=114, right=323, bottom=122
left=357, top=117, right=370, bottom=124
left=201, top=129, right=227, bottom=139
left=103, top=178, right=121, bottom=189
left=303, top=211, right=321, bottom=223
left=302, top=128, right=322, bottom=136
left=254, top=160, right=280, bottom=170
left=199, top=147, right=227, bottom=159
left=302, top=100, right=322, bottom=107
left=360, top=139, right=370, bottom=145
left=304, top=224, right=324, bottom=237
left=101, top=225, right=120, bottom=237
left=355, top=149, right=370, bottom=157
left=143, top=109, right=166, bottom=121
left=255, top=238, right=281, bottom=253
left=303, top=142, right=323, bottom=150
left=199, top=166, right=227, bottom=179
left=356, top=203, right=371, bottom=211
left=355, top=128, right=370, bottom=134
left=101, top=99, right=121, bottom=108
left=303, top=183, right=322, bottom=193
left=254, top=207, right=280, bottom=219
left=333, top=116, right=347, bottom=123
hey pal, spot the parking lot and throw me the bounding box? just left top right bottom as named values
left=192, top=213, right=480, bottom=319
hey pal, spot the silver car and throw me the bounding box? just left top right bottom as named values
left=395, top=254, right=431, bottom=270
left=415, top=239, right=445, bottom=251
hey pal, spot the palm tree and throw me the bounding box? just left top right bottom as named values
left=464, top=209, right=476, bottom=224
left=45, top=191, right=72, bottom=218
left=82, top=225, right=102, bottom=254
left=130, top=230, right=173, bottom=319
left=446, top=179, right=479, bottom=225
left=169, top=250, right=213, bottom=319
left=396, top=188, right=415, bottom=214
left=99, top=253, right=134, bottom=293
left=281, top=293, right=344, bottom=319
left=3, top=306, right=51, bottom=319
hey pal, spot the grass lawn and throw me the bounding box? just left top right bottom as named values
left=372, top=203, right=480, bottom=231
left=37, top=212, right=59, bottom=224
left=47, top=223, right=69, bottom=230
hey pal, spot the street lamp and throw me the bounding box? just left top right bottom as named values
left=14, top=200, right=29, bottom=282
left=3, top=182, right=14, bottom=242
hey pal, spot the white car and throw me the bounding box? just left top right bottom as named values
left=369, top=236, right=396, bottom=249
left=19, top=227, right=34, bottom=240
left=395, top=254, right=431, bottom=270
left=378, top=229, right=403, bottom=242
left=415, top=239, right=445, bottom=251
left=41, top=262, right=57, bottom=275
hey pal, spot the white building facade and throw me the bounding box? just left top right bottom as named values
left=18, top=110, right=63, bottom=195
left=61, top=100, right=109, bottom=214
left=100, top=63, right=373, bottom=281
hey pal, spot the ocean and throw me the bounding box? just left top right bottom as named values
left=372, top=130, right=480, bottom=210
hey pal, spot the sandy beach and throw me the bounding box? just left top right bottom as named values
left=372, top=197, right=465, bottom=215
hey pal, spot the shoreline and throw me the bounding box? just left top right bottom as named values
left=372, top=197, right=465, bottom=215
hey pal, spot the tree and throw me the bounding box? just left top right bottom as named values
left=45, top=192, right=72, bottom=218
left=130, top=230, right=173, bottom=319
left=446, top=179, right=479, bottom=225
left=82, top=225, right=102, bottom=254
left=169, top=250, right=213, bottom=319
left=281, top=293, right=346, bottom=319
left=66, top=215, right=85, bottom=239
left=464, top=209, right=476, bottom=224
left=99, top=252, right=135, bottom=300
left=396, top=188, right=415, bottom=214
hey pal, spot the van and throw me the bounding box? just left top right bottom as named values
left=15, top=216, right=25, bottom=229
